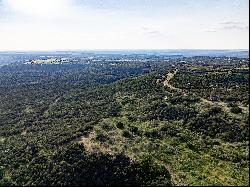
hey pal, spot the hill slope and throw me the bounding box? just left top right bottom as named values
left=0, top=57, right=249, bottom=186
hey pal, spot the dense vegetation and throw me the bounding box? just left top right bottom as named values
left=0, top=56, right=249, bottom=186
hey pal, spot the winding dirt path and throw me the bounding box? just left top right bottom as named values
left=163, top=69, right=180, bottom=91
left=163, top=69, right=245, bottom=115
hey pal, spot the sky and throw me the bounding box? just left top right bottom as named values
left=0, top=0, right=249, bottom=50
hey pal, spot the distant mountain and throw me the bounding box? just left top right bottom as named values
left=82, top=49, right=249, bottom=58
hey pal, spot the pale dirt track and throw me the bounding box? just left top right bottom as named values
left=163, top=69, right=180, bottom=91
left=163, top=69, right=248, bottom=114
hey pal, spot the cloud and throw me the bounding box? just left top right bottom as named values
left=219, top=21, right=249, bottom=30
left=206, top=21, right=249, bottom=33
left=141, top=27, right=161, bottom=35
left=205, top=29, right=217, bottom=33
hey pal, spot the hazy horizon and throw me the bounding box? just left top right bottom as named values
left=0, top=49, right=248, bottom=52
left=0, top=0, right=249, bottom=50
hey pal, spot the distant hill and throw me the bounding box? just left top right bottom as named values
left=0, top=49, right=249, bottom=58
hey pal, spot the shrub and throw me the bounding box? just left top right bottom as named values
left=207, top=106, right=222, bottom=116
left=96, top=134, right=109, bottom=142
left=122, top=130, right=132, bottom=138
left=116, top=122, right=125, bottom=129
left=128, top=115, right=137, bottom=121
left=230, top=106, right=242, bottom=114
left=144, top=130, right=162, bottom=139
left=130, top=126, right=139, bottom=134
left=102, top=122, right=114, bottom=130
